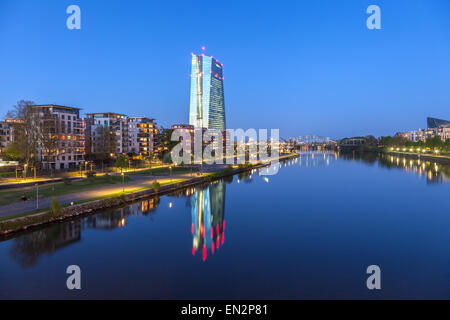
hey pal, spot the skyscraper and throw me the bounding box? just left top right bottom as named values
left=189, top=50, right=226, bottom=131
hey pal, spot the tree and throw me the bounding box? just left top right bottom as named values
left=426, top=136, right=444, bottom=149
left=154, top=127, right=178, bottom=160
left=4, top=142, right=22, bottom=161
left=5, top=100, right=38, bottom=166
left=115, top=154, right=128, bottom=173
left=5, top=100, right=62, bottom=169
left=445, top=139, right=450, bottom=149
left=92, top=126, right=117, bottom=161
left=365, top=135, right=378, bottom=145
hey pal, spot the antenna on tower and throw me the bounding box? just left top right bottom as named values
left=201, top=46, right=206, bottom=55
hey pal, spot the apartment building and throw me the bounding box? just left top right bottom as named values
left=30, top=105, right=85, bottom=170
left=85, top=113, right=128, bottom=157
left=127, top=117, right=157, bottom=158
left=0, top=120, right=12, bottom=157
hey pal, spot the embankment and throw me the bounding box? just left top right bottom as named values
left=0, top=154, right=297, bottom=237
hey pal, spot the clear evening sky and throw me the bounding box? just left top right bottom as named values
left=0, top=0, right=449, bottom=139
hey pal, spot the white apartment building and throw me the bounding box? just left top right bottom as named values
left=30, top=105, right=85, bottom=170
left=85, top=113, right=129, bottom=156
left=127, top=117, right=157, bottom=158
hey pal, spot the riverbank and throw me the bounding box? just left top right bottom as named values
left=0, top=154, right=298, bottom=237
left=386, top=151, right=450, bottom=165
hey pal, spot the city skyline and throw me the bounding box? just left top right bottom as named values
left=1, top=0, right=450, bottom=139
left=2, top=0, right=450, bottom=303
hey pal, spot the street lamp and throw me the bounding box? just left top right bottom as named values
left=121, top=172, right=125, bottom=193
left=36, top=183, right=39, bottom=209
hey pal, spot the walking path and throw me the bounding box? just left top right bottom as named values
left=0, top=173, right=195, bottom=218
left=0, top=165, right=171, bottom=188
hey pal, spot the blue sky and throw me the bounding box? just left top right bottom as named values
left=0, top=0, right=449, bottom=138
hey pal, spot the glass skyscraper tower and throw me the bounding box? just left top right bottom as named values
left=189, top=52, right=226, bottom=131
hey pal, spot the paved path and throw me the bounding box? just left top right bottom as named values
left=0, top=164, right=172, bottom=188
left=0, top=173, right=195, bottom=218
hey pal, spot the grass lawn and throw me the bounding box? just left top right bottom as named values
left=0, top=172, right=16, bottom=178
left=0, top=178, right=186, bottom=222
left=0, top=175, right=131, bottom=206
left=129, top=166, right=197, bottom=176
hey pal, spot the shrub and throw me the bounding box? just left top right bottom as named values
left=62, top=176, right=72, bottom=185
left=86, top=171, right=96, bottom=178
left=51, top=197, right=62, bottom=217
left=151, top=181, right=161, bottom=192
left=86, top=171, right=97, bottom=183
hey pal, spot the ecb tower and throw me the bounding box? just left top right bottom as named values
left=189, top=49, right=226, bottom=131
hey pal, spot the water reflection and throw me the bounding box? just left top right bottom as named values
left=8, top=153, right=447, bottom=269
left=9, top=221, right=83, bottom=268
left=298, top=151, right=337, bottom=167
left=339, top=151, right=450, bottom=184
left=7, top=196, right=161, bottom=268
left=86, top=197, right=160, bottom=229
left=379, top=154, right=450, bottom=184
left=190, top=181, right=226, bottom=261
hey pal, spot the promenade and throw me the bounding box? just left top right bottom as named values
left=0, top=174, right=193, bottom=219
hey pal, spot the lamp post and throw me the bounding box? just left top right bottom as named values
left=121, top=172, right=125, bottom=193
left=36, top=183, right=39, bottom=209
left=24, top=164, right=28, bottom=180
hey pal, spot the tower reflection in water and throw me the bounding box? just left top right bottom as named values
left=190, top=181, right=226, bottom=261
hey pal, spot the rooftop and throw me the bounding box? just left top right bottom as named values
left=30, top=104, right=81, bottom=110
left=86, top=112, right=127, bottom=117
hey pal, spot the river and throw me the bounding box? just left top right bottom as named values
left=1, top=151, right=450, bottom=299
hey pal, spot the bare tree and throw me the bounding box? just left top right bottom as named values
left=92, top=126, right=117, bottom=161
left=5, top=100, right=61, bottom=169
left=5, top=100, right=37, bottom=166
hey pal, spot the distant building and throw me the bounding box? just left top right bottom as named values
left=397, top=117, right=450, bottom=143
left=172, top=124, right=195, bottom=154
left=30, top=105, right=85, bottom=170
left=85, top=113, right=129, bottom=156
left=128, top=117, right=157, bottom=158
left=0, top=121, right=12, bottom=157
left=427, top=117, right=450, bottom=129
left=189, top=51, right=226, bottom=131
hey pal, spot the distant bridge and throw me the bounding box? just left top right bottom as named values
left=296, top=135, right=337, bottom=144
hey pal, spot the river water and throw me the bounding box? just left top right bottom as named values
left=1, top=151, right=450, bottom=299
